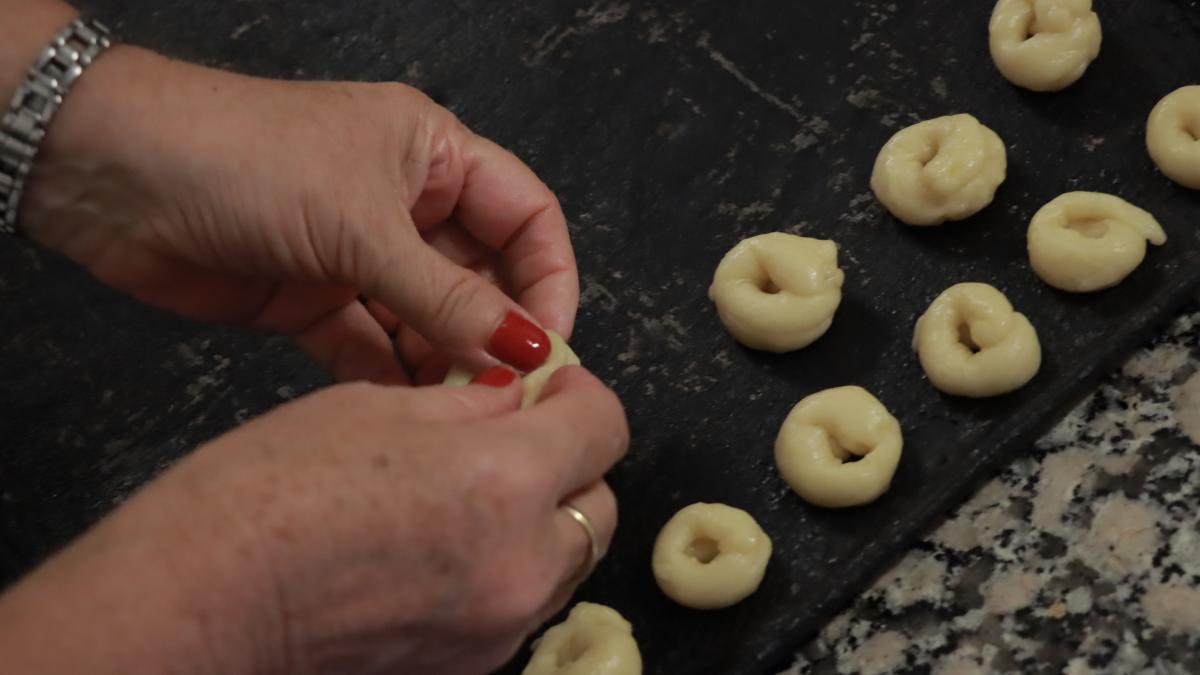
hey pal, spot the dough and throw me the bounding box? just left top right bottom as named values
left=522, top=602, right=642, bottom=675
left=913, top=283, right=1041, bottom=398
left=1146, top=85, right=1200, bottom=190
left=1027, top=192, right=1167, bottom=292
left=870, top=114, right=1007, bottom=226
left=774, top=386, right=903, bottom=509
left=989, top=0, right=1101, bottom=92
left=444, top=330, right=580, bottom=408
left=708, top=233, right=843, bottom=352
left=652, top=502, right=772, bottom=610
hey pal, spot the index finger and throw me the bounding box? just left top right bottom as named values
left=453, top=134, right=580, bottom=339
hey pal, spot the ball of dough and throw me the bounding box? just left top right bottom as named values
left=652, top=503, right=772, bottom=610
left=1147, top=85, right=1200, bottom=190
left=523, top=602, right=642, bottom=675
left=444, top=330, right=580, bottom=408
left=913, top=283, right=1041, bottom=398
left=1027, top=192, right=1167, bottom=292
left=988, top=0, right=1102, bottom=92
left=774, top=386, right=903, bottom=509
left=708, top=233, right=844, bottom=352
left=870, top=114, right=1007, bottom=226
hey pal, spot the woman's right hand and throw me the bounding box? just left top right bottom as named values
left=0, top=367, right=628, bottom=675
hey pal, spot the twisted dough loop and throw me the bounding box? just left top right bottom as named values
left=774, top=386, right=903, bottom=509
left=1147, top=86, right=1200, bottom=190
left=989, top=0, right=1102, bottom=92
left=1027, top=192, right=1167, bottom=293
left=913, top=283, right=1041, bottom=398
left=523, top=603, right=642, bottom=675
left=870, top=114, right=1007, bottom=226
left=652, top=503, right=772, bottom=610
left=708, top=233, right=843, bottom=352
left=444, top=330, right=580, bottom=408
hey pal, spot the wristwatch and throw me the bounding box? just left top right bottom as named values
left=0, top=18, right=113, bottom=235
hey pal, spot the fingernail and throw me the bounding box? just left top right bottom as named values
left=487, top=312, right=551, bottom=371
left=470, top=366, right=519, bottom=388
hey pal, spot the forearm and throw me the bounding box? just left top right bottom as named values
left=0, top=0, right=79, bottom=97
left=0, top=467, right=284, bottom=675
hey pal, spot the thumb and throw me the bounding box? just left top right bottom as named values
left=366, top=231, right=553, bottom=372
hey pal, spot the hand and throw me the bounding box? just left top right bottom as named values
left=0, top=367, right=628, bottom=675
left=21, top=46, right=578, bottom=383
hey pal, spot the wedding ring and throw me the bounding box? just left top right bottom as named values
left=562, top=503, right=601, bottom=577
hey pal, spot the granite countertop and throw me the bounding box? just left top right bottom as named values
left=784, top=299, right=1200, bottom=675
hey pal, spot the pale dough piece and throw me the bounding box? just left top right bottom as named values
left=1027, top=192, right=1167, bottom=292
left=522, top=602, right=642, bottom=675
left=652, top=503, right=772, bottom=610
left=913, top=283, right=1041, bottom=398
left=870, top=114, right=1007, bottom=226
left=444, top=330, right=580, bottom=408
left=774, top=386, right=903, bottom=509
left=1147, top=85, right=1200, bottom=190
left=707, top=233, right=843, bottom=352
left=989, top=0, right=1101, bottom=92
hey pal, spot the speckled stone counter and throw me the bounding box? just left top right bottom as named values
left=785, top=299, right=1200, bottom=675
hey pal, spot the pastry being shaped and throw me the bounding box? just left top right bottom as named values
left=988, top=0, right=1101, bottom=92
left=870, top=114, right=1007, bottom=226
left=1147, top=86, right=1200, bottom=190
left=708, top=233, right=843, bottom=352
left=444, top=330, right=579, bottom=408
left=522, top=602, right=642, bottom=675
left=774, top=386, right=903, bottom=509
left=913, top=283, right=1041, bottom=398
left=652, top=503, right=772, bottom=610
left=1027, top=192, right=1167, bottom=292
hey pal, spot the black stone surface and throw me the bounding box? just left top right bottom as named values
left=1, top=1, right=1198, bottom=673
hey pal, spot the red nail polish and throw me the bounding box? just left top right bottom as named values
left=487, top=312, right=551, bottom=371
left=470, top=366, right=518, bottom=388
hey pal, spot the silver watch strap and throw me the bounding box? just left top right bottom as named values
left=0, top=18, right=113, bottom=235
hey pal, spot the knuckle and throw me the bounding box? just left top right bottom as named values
left=368, top=81, right=431, bottom=118
left=469, top=452, right=550, bottom=512
left=429, top=269, right=486, bottom=334
left=585, top=381, right=630, bottom=451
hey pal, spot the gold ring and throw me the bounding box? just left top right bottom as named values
left=562, top=503, right=601, bottom=576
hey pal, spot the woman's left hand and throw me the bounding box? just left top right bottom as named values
left=21, top=45, right=578, bottom=384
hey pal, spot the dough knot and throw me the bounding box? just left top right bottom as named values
left=989, top=0, right=1102, bottom=92
left=1027, top=192, right=1167, bottom=292
left=871, top=114, right=1007, bottom=226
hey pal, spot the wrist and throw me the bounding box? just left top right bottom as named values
left=16, top=43, right=179, bottom=254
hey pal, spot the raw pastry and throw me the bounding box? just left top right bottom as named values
left=1146, top=85, right=1200, bottom=190
left=870, top=114, right=1007, bottom=226
left=652, top=503, right=772, bottom=610
left=1027, top=192, right=1167, bottom=292
left=523, top=602, right=642, bottom=675
left=913, top=283, right=1041, bottom=398
left=444, top=330, right=580, bottom=408
left=989, top=0, right=1102, bottom=92
left=708, top=233, right=843, bottom=352
left=774, top=386, right=903, bottom=508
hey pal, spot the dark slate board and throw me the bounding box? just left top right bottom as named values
left=2, top=1, right=1199, bottom=673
